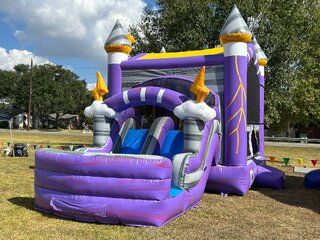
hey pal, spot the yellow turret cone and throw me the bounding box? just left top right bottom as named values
left=190, top=66, right=210, bottom=103
left=91, top=71, right=109, bottom=101
left=96, top=71, right=108, bottom=96
left=91, top=88, right=101, bottom=101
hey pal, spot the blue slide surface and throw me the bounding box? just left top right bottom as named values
left=120, top=129, right=148, bottom=154
left=160, top=130, right=184, bottom=159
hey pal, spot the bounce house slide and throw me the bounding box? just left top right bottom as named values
left=34, top=84, right=221, bottom=227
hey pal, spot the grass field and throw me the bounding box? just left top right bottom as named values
left=0, top=131, right=319, bottom=240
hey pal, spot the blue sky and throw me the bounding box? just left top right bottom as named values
left=0, top=0, right=155, bottom=89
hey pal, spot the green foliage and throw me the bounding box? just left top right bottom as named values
left=130, top=0, right=320, bottom=131
left=0, top=69, right=18, bottom=112
left=292, top=78, right=320, bottom=126
left=0, top=64, right=91, bottom=128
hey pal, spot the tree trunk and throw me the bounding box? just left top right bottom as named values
left=55, top=113, right=60, bottom=129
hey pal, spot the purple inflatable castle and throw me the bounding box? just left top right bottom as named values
left=34, top=5, right=285, bottom=227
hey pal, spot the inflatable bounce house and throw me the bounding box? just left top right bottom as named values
left=305, top=169, right=320, bottom=189
left=34, top=5, right=285, bottom=227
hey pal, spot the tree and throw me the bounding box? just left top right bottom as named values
left=291, top=78, right=320, bottom=127
left=130, top=0, right=320, bottom=132
left=31, top=64, right=91, bottom=128
left=0, top=64, right=92, bottom=128
left=0, top=69, right=18, bottom=112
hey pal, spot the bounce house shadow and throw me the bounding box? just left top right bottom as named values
left=36, top=128, right=63, bottom=132
left=8, top=197, right=35, bottom=211
left=8, top=197, right=60, bottom=220
left=253, top=175, right=320, bottom=214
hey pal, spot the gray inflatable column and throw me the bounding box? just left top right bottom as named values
left=183, top=118, right=204, bottom=153
left=93, top=116, right=112, bottom=147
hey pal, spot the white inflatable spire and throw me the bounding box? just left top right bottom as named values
left=252, top=37, right=268, bottom=66
left=219, top=5, right=252, bottom=44
left=160, top=46, right=166, bottom=53
left=105, top=19, right=132, bottom=54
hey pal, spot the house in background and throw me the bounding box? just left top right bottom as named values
left=8, top=113, right=81, bottom=130
left=47, top=113, right=81, bottom=129
left=11, top=112, right=32, bottom=129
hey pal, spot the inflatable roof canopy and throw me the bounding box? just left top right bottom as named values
left=34, top=5, right=285, bottom=227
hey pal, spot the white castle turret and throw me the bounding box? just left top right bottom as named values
left=220, top=5, right=253, bottom=167
left=104, top=20, right=133, bottom=97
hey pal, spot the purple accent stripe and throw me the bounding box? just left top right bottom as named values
left=121, top=54, right=224, bottom=70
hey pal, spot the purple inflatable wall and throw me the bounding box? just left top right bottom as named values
left=34, top=119, right=221, bottom=226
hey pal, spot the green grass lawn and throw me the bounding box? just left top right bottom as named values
left=265, top=145, right=320, bottom=168
left=0, top=132, right=319, bottom=240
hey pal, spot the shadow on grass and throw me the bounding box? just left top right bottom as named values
left=39, top=143, right=86, bottom=146
left=8, top=197, right=34, bottom=211
left=36, top=128, right=63, bottom=132
left=253, top=174, right=320, bottom=214
left=7, top=197, right=112, bottom=226
left=8, top=197, right=60, bottom=220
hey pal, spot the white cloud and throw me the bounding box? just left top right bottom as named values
left=0, top=47, right=51, bottom=70
left=1, top=0, right=145, bottom=61
left=86, top=83, right=96, bottom=91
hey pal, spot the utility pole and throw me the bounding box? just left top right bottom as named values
left=27, top=58, right=33, bottom=131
